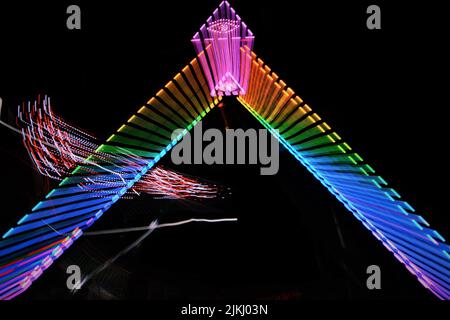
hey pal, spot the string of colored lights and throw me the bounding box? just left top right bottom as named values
left=236, top=50, right=450, bottom=300
left=0, top=55, right=221, bottom=300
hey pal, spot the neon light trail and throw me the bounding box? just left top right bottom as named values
left=16, top=95, right=223, bottom=200
left=0, top=56, right=221, bottom=300
left=0, top=1, right=448, bottom=300
left=133, top=166, right=224, bottom=199
left=192, top=1, right=254, bottom=96
left=236, top=52, right=450, bottom=300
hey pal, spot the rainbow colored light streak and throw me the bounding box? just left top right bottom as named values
left=1, top=0, right=448, bottom=300
left=0, top=56, right=221, bottom=300
left=236, top=51, right=450, bottom=300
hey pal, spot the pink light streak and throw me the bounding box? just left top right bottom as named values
left=192, top=1, right=254, bottom=97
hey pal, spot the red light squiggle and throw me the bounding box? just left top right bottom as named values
left=133, top=166, right=224, bottom=199
left=17, top=95, right=224, bottom=200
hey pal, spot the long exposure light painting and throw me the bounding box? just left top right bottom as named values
left=0, top=1, right=448, bottom=300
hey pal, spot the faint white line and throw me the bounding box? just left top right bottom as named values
left=84, top=217, right=238, bottom=236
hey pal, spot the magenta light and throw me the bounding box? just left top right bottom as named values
left=192, top=1, right=254, bottom=97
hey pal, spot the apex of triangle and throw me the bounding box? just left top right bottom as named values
left=192, top=1, right=254, bottom=41
left=192, top=1, right=254, bottom=97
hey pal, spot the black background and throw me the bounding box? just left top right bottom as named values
left=0, top=0, right=449, bottom=303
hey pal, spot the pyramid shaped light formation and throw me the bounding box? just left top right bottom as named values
left=0, top=0, right=448, bottom=300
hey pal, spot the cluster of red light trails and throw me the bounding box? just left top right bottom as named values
left=16, top=95, right=223, bottom=200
